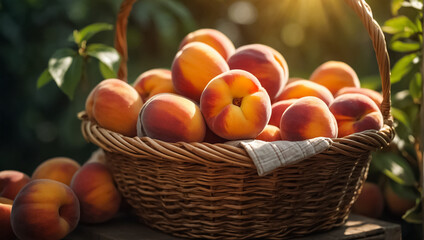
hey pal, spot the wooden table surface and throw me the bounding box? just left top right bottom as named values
left=65, top=213, right=401, bottom=240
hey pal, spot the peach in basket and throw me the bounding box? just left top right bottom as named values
left=85, top=79, right=143, bottom=137
left=137, top=93, right=206, bottom=143
left=200, top=69, right=271, bottom=140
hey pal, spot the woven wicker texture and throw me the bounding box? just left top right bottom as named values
left=79, top=0, right=395, bottom=239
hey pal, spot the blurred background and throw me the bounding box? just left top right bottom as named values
left=0, top=0, right=422, bottom=238
left=0, top=0, right=392, bottom=172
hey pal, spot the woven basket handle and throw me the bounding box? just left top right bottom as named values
left=113, top=0, right=392, bottom=124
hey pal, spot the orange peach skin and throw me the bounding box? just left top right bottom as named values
left=274, top=80, right=334, bottom=106
left=133, top=68, right=175, bottom=102
left=200, top=70, right=271, bottom=140
left=280, top=97, right=338, bottom=141
left=172, top=42, right=230, bottom=102
left=32, top=157, right=81, bottom=186
left=179, top=28, right=235, bottom=60
left=0, top=197, right=14, bottom=240
left=269, top=99, right=297, bottom=127
left=11, top=179, right=80, bottom=240
left=70, top=162, right=121, bottom=224
left=329, top=93, right=383, bottom=138
left=88, top=79, right=143, bottom=137
left=255, top=125, right=281, bottom=142
left=138, top=93, right=206, bottom=142
left=228, top=44, right=289, bottom=100
left=0, top=170, right=30, bottom=200
left=310, top=61, right=360, bottom=95
left=335, top=87, right=383, bottom=109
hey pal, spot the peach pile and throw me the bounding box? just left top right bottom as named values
left=1, top=152, right=122, bottom=239
left=80, top=28, right=384, bottom=143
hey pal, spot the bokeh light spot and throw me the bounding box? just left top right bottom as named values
left=228, top=1, right=257, bottom=25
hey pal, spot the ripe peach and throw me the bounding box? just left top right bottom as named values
left=138, top=93, right=206, bottom=143
left=200, top=70, right=271, bottom=140
left=0, top=197, right=14, bottom=240
left=310, top=61, right=360, bottom=95
left=11, top=179, right=80, bottom=240
left=273, top=80, right=334, bottom=106
left=32, top=157, right=81, bottom=186
left=255, top=125, right=281, bottom=142
left=179, top=28, right=235, bottom=60
left=87, top=79, right=143, bottom=137
left=352, top=182, right=384, bottom=218
left=279, top=97, right=338, bottom=141
left=0, top=170, right=31, bottom=200
left=329, top=93, right=383, bottom=138
left=228, top=44, right=289, bottom=100
left=335, top=87, right=383, bottom=109
left=172, top=42, right=230, bottom=102
left=133, top=68, right=175, bottom=102
left=384, top=183, right=416, bottom=217
left=70, top=162, right=121, bottom=224
left=269, top=99, right=297, bottom=127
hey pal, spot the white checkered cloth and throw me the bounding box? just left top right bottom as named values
left=228, top=137, right=333, bottom=176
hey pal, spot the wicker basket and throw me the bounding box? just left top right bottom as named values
left=79, top=0, right=395, bottom=239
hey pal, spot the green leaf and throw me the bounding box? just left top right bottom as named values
left=388, top=179, right=420, bottom=200
left=359, top=75, right=381, bottom=90
left=48, top=48, right=83, bottom=100
left=153, top=9, right=178, bottom=48
left=73, top=23, right=113, bottom=45
left=391, top=53, right=419, bottom=83
left=390, top=39, right=421, bottom=52
left=391, top=107, right=412, bottom=130
left=391, top=0, right=403, bottom=15
left=416, top=16, right=422, bottom=32
left=37, top=68, right=53, bottom=88
left=86, top=43, right=120, bottom=78
left=382, top=16, right=418, bottom=35
left=158, top=0, right=196, bottom=30
left=371, top=152, right=417, bottom=186
left=402, top=199, right=422, bottom=224
left=409, top=72, right=423, bottom=101
left=99, top=61, right=117, bottom=79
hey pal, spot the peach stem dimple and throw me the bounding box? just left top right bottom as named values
left=232, top=97, right=242, bottom=107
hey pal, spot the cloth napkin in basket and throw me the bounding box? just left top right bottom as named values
left=228, top=137, right=333, bottom=176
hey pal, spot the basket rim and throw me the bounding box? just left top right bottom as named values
left=78, top=111, right=395, bottom=169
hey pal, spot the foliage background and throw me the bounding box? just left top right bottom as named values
left=1, top=0, right=420, bottom=237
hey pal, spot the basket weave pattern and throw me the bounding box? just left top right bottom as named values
left=80, top=0, right=395, bottom=239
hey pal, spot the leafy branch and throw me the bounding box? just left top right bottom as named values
left=37, top=23, right=120, bottom=100
left=373, top=0, right=423, bottom=224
